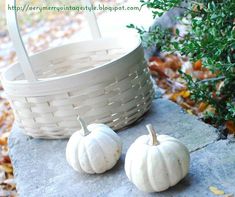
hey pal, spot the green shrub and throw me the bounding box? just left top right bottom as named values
left=130, top=0, right=235, bottom=128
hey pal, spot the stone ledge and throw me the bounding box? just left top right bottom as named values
left=9, top=99, right=220, bottom=197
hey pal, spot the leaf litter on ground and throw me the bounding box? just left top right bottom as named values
left=148, top=52, right=235, bottom=135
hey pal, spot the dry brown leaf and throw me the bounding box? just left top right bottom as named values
left=226, top=121, right=235, bottom=134
left=204, top=105, right=216, bottom=114
left=0, top=156, right=11, bottom=164
left=186, top=109, right=194, bottom=115
left=149, top=64, right=169, bottom=78
left=149, top=56, right=164, bottom=64
left=209, top=186, right=225, bottom=195
left=186, top=99, right=196, bottom=106
left=180, top=102, right=192, bottom=110
left=169, top=92, right=182, bottom=102
left=198, top=102, right=208, bottom=112
left=0, top=138, right=7, bottom=146
left=193, top=59, right=202, bottom=71
left=0, top=164, right=13, bottom=174
left=181, top=90, right=190, bottom=98
left=164, top=54, right=182, bottom=71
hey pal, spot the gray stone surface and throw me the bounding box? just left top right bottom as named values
left=9, top=99, right=223, bottom=197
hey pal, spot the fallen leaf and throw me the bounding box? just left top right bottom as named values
left=181, top=90, right=190, bottom=98
left=204, top=105, right=216, bottom=114
left=197, top=72, right=207, bottom=80
left=0, top=164, right=13, bottom=174
left=149, top=56, right=164, bottom=63
left=169, top=92, right=182, bottom=102
left=198, top=102, right=208, bottom=112
left=0, top=156, right=11, bottom=164
left=209, top=186, right=225, bottom=195
left=0, top=134, right=8, bottom=146
left=149, top=64, right=169, bottom=78
left=193, top=59, right=202, bottom=71
left=226, top=121, right=235, bottom=134
left=180, top=102, right=192, bottom=109
left=186, top=109, right=194, bottom=115
left=186, top=99, right=195, bottom=106
left=164, top=54, right=182, bottom=71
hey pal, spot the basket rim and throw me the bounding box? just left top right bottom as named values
left=2, top=36, right=146, bottom=96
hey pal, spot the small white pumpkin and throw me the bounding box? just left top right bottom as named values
left=125, top=124, right=190, bottom=192
left=66, top=117, right=122, bottom=174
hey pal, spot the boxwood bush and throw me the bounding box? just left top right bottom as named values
left=130, top=0, right=235, bottom=132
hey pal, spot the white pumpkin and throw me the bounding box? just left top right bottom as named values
left=125, top=124, right=190, bottom=192
left=66, top=117, right=122, bottom=174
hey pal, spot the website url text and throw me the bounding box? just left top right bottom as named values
left=8, top=4, right=142, bottom=12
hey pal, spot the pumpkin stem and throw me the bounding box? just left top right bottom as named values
left=146, top=124, right=159, bottom=146
left=78, top=117, right=90, bottom=136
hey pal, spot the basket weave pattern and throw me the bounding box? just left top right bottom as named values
left=9, top=59, right=154, bottom=139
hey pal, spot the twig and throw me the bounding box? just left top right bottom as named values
left=197, top=76, right=225, bottom=83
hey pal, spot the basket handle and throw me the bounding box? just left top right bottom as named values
left=6, top=0, right=101, bottom=82
left=6, top=0, right=37, bottom=81
left=81, top=0, right=102, bottom=39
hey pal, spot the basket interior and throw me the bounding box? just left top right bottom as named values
left=10, top=37, right=140, bottom=81
left=16, top=48, right=127, bottom=80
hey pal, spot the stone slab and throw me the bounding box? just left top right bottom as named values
left=167, top=140, right=235, bottom=197
left=9, top=99, right=219, bottom=197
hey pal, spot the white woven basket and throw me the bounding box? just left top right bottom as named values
left=2, top=0, right=154, bottom=139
